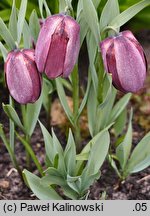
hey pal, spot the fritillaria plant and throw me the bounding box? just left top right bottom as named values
left=0, top=0, right=150, bottom=200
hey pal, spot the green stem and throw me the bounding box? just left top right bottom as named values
left=16, top=132, right=44, bottom=176
left=9, top=96, right=15, bottom=152
left=21, top=105, right=26, bottom=127
left=71, top=65, right=81, bottom=153
left=64, top=0, right=74, bottom=17
left=25, top=135, right=31, bottom=168
left=21, top=105, right=31, bottom=168
left=47, top=94, right=52, bottom=131
left=0, top=125, right=22, bottom=179
left=102, top=26, right=119, bottom=36
left=96, top=54, right=104, bottom=104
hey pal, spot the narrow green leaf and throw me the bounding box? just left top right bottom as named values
left=51, top=130, right=64, bottom=156
left=82, top=0, right=100, bottom=44
left=86, top=31, right=98, bottom=65
left=0, top=18, right=16, bottom=49
left=126, top=131, right=150, bottom=174
left=100, top=0, right=120, bottom=31
left=0, top=124, right=19, bottom=171
left=62, top=185, right=79, bottom=199
left=98, top=74, right=113, bottom=109
left=42, top=78, right=53, bottom=113
left=60, top=78, right=72, bottom=92
left=114, top=108, right=127, bottom=136
left=92, top=0, right=101, bottom=8
left=77, top=13, right=89, bottom=46
left=77, top=0, right=83, bottom=18
left=76, top=128, right=111, bottom=173
left=23, top=20, right=31, bottom=48
left=56, top=78, right=74, bottom=125
left=59, top=0, right=66, bottom=12
left=77, top=0, right=101, bottom=19
left=17, top=0, right=27, bottom=44
left=67, top=175, right=80, bottom=194
left=82, top=172, right=101, bottom=192
left=39, top=121, right=54, bottom=164
left=0, top=42, right=8, bottom=61
left=84, top=130, right=110, bottom=176
left=43, top=0, right=51, bottom=16
left=108, top=155, right=121, bottom=178
left=52, top=129, right=66, bottom=175
left=16, top=132, right=43, bottom=176
left=9, top=0, right=17, bottom=41
left=38, top=0, right=51, bottom=19
left=109, top=93, right=131, bottom=123
left=38, top=0, right=44, bottom=19
left=23, top=170, right=63, bottom=200
left=64, top=129, right=76, bottom=176
left=25, top=95, right=42, bottom=136
left=29, top=10, right=40, bottom=43
left=87, top=84, right=97, bottom=137
left=78, top=72, right=91, bottom=118
left=97, top=88, right=116, bottom=131
left=2, top=104, right=25, bottom=132
left=65, top=0, right=72, bottom=8
left=9, top=96, right=15, bottom=152
left=90, top=65, right=98, bottom=96
left=129, top=156, right=150, bottom=173
left=76, top=152, right=89, bottom=161
left=110, top=0, right=150, bottom=29
left=116, top=110, right=133, bottom=169
left=42, top=167, right=65, bottom=186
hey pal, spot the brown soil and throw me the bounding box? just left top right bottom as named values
left=0, top=30, right=150, bottom=200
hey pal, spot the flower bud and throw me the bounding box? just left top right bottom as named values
left=100, top=30, right=147, bottom=93
left=5, top=49, right=41, bottom=104
left=35, top=14, right=80, bottom=79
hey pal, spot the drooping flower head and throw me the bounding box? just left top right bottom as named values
left=35, top=14, right=80, bottom=79
left=5, top=49, right=41, bottom=104
left=100, top=30, right=147, bottom=93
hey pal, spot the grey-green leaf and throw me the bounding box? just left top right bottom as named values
left=23, top=20, right=31, bottom=48
left=25, top=95, right=42, bottom=136
left=92, top=0, right=101, bottom=8
left=52, top=129, right=66, bottom=175
left=82, top=0, right=100, bottom=44
left=56, top=78, right=73, bottom=125
left=84, top=130, right=110, bottom=176
left=0, top=42, right=8, bottom=61
left=59, top=0, right=66, bottom=12
left=17, top=0, right=27, bottom=44
left=77, top=129, right=110, bottom=172
left=126, top=131, right=150, bottom=174
left=100, top=0, right=120, bottom=31
left=78, top=72, right=91, bottom=118
left=0, top=18, right=16, bottom=50
left=42, top=79, right=53, bottom=113
left=109, top=93, right=131, bottom=123
left=42, top=167, right=65, bottom=186
left=29, top=10, right=40, bottom=43
left=39, top=121, right=54, bottom=164
left=64, top=129, right=76, bottom=176
left=23, top=169, right=63, bottom=200
left=9, top=0, right=17, bottom=41
left=110, top=0, right=150, bottom=29
left=87, top=84, right=97, bottom=137
left=114, top=108, right=127, bottom=136
left=116, top=110, right=133, bottom=170
left=2, top=104, right=25, bottom=132
left=77, top=12, right=89, bottom=47
left=38, top=0, right=51, bottom=19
